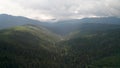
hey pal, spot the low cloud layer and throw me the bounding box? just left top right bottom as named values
left=0, top=0, right=120, bottom=21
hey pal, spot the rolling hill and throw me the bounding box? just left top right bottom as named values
left=0, top=14, right=120, bottom=68
left=0, top=25, right=64, bottom=68
left=57, top=25, right=120, bottom=68
left=0, top=14, right=120, bottom=35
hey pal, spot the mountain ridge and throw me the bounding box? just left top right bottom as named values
left=0, top=14, right=120, bottom=68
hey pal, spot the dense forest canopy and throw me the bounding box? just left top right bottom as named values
left=0, top=14, right=120, bottom=68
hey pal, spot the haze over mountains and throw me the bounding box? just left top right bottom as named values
left=0, top=14, right=120, bottom=68
left=0, top=14, right=120, bottom=35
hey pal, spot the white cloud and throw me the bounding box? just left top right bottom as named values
left=0, top=0, right=120, bottom=21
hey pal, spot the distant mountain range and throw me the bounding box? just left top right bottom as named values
left=0, top=14, right=43, bottom=29
left=0, top=14, right=120, bottom=35
left=0, top=14, right=120, bottom=68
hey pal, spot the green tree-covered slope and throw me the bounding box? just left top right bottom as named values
left=0, top=25, right=63, bottom=68
left=0, top=23, right=120, bottom=68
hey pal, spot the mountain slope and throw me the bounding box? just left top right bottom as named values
left=0, top=25, right=63, bottom=68
left=58, top=26, right=120, bottom=68
left=90, top=55, right=120, bottom=68
left=0, top=14, right=120, bottom=68
left=42, top=17, right=120, bottom=35
left=0, top=14, right=120, bottom=35
left=0, top=14, right=48, bottom=29
left=0, top=23, right=120, bottom=68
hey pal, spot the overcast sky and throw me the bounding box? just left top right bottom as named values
left=0, top=0, right=120, bottom=21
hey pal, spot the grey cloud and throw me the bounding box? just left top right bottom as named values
left=11, top=0, right=120, bottom=20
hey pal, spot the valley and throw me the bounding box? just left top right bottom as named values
left=0, top=14, right=120, bottom=68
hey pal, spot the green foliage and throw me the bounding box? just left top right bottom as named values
left=0, top=24, right=120, bottom=68
left=58, top=26, right=120, bottom=68
left=0, top=25, right=63, bottom=68
left=90, top=55, right=120, bottom=68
